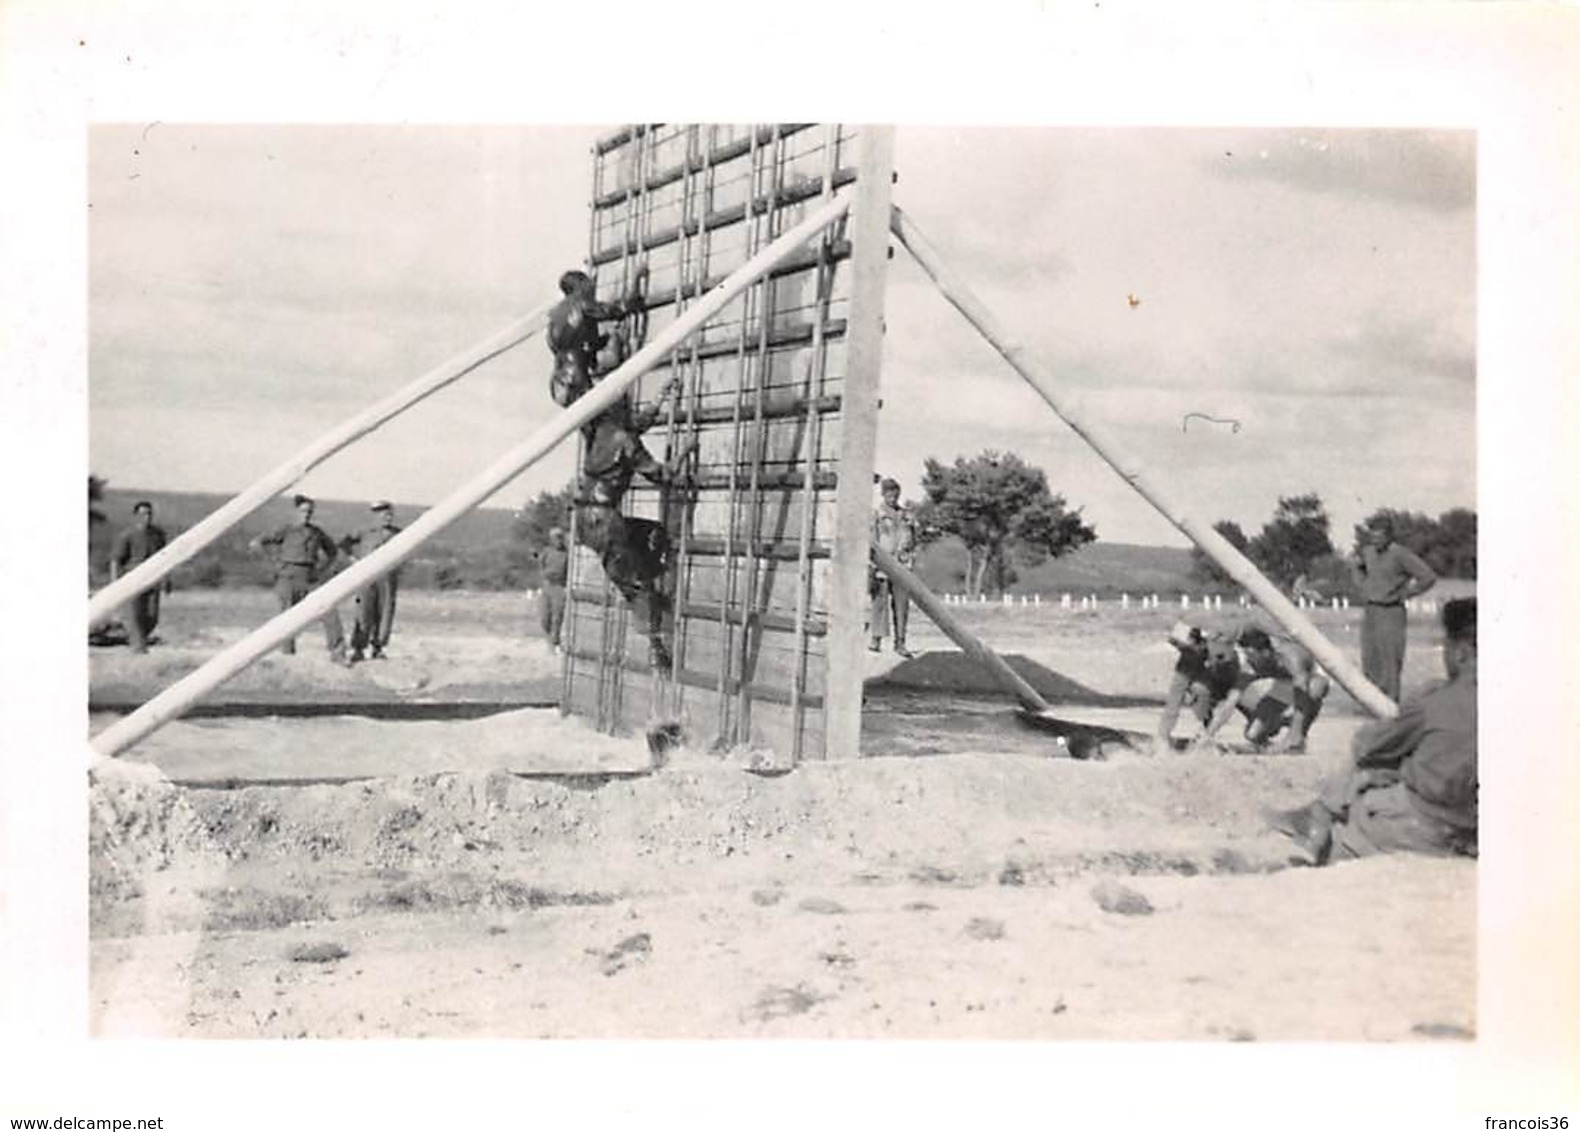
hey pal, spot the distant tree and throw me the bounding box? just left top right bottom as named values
left=1247, top=493, right=1335, bottom=589
left=915, top=451, right=1096, bottom=596
left=509, top=483, right=575, bottom=584
left=513, top=483, right=574, bottom=550
left=1189, top=519, right=1252, bottom=588
left=1433, top=508, right=1477, bottom=579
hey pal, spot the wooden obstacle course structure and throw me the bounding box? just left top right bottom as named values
left=91, top=122, right=1397, bottom=763
left=560, top=125, right=894, bottom=760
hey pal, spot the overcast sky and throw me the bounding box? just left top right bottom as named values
left=88, top=124, right=1474, bottom=546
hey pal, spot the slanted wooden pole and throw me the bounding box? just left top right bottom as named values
left=88, top=302, right=556, bottom=625
left=92, top=191, right=856, bottom=758
left=871, top=545, right=1051, bottom=715
left=891, top=205, right=1397, bottom=719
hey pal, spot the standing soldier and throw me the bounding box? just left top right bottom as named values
left=869, top=477, right=919, bottom=658
left=538, top=526, right=570, bottom=653
left=1352, top=515, right=1437, bottom=702
left=107, top=500, right=168, bottom=654
left=249, top=494, right=351, bottom=665
left=344, top=500, right=401, bottom=662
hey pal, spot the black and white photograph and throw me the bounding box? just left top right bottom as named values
left=3, top=4, right=1578, bottom=1130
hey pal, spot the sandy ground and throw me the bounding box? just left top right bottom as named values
left=86, top=589, right=1474, bottom=1040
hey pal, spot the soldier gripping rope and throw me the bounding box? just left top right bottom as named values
left=546, top=263, right=696, bottom=672
left=574, top=376, right=695, bottom=672
left=546, top=267, right=647, bottom=408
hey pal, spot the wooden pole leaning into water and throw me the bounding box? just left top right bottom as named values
left=91, top=192, right=857, bottom=759
left=88, top=301, right=557, bottom=626
left=890, top=205, right=1398, bottom=720
left=871, top=545, right=1052, bottom=716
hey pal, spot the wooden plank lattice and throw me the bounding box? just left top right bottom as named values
left=560, top=124, right=892, bottom=759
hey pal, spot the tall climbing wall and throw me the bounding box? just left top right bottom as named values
left=559, top=124, right=894, bottom=761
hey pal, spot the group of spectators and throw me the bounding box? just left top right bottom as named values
left=1154, top=515, right=1474, bottom=867
left=97, top=495, right=402, bottom=666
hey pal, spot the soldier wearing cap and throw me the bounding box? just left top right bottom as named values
left=343, top=500, right=402, bottom=661
left=248, top=494, right=351, bottom=664
left=1352, top=515, right=1437, bottom=702
left=868, top=477, right=918, bottom=658
left=107, top=500, right=169, bottom=653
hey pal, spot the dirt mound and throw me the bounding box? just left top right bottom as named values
left=89, top=749, right=1335, bottom=940
left=89, top=761, right=226, bottom=909
left=865, top=651, right=1157, bottom=707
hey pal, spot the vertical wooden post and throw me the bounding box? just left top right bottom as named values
left=822, top=126, right=895, bottom=760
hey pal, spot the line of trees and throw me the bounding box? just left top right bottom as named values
left=1191, top=493, right=1476, bottom=596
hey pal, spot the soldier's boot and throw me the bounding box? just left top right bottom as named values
left=330, top=643, right=353, bottom=667
left=648, top=636, right=673, bottom=673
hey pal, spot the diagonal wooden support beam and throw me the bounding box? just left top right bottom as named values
left=871, top=545, right=1051, bottom=715
left=89, top=301, right=557, bottom=624
left=890, top=204, right=1398, bottom=720
left=92, top=191, right=856, bottom=758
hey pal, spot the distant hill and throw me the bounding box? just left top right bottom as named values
left=914, top=537, right=1198, bottom=598
left=89, top=487, right=1207, bottom=597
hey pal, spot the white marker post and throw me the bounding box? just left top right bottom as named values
left=892, top=205, right=1397, bottom=719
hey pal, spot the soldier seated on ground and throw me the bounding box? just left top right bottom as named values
left=1188, top=624, right=1330, bottom=754
left=547, top=267, right=647, bottom=408
left=1264, top=597, right=1477, bottom=865
left=1154, top=620, right=1241, bottom=752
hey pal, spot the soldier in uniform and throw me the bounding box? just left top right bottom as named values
left=1265, top=598, right=1477, bottom=864
left=1154, top=620, right=1241, bottom=752
left=249, top=494, right=351, bottom=665
left=107, top=500, right=169, bottom=653
left=344, top=500, right=402, bottom=661
left=1193, top=625, right=1331, bottom=753
left=868, top=477, right=919, bottom=657
left=574, top=392, right=695, bottom=671
left=546, top=268, right=646, bottom=409
left=1352, top=515, right=1438, bottom=702
left=538, top=526, right=570, bottom=652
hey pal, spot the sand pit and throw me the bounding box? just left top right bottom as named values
left=87, top=591, right=1476, bottom=1040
